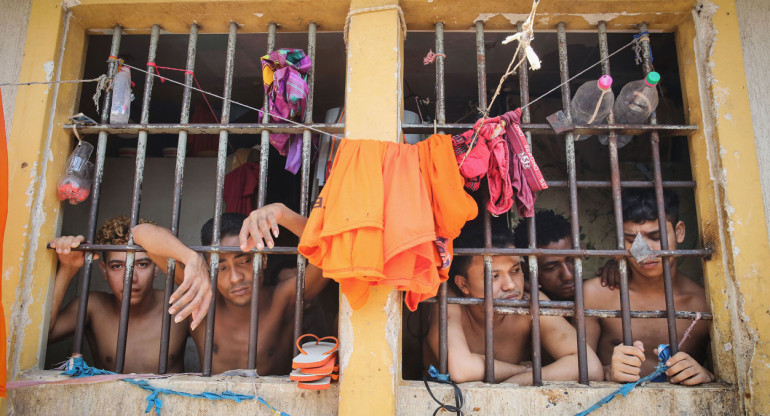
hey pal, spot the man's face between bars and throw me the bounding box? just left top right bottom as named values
left=455, top=254, right=525, bottom=300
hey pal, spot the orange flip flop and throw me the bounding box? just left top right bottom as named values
left=298, top=376, right=332, bottom=390
left=293, top=334, right=339, bottom=369
left=301, top=356, right=338, bottom=375
left=290, top=369, right=331, bottom=382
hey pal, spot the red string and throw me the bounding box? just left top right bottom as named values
left=143, top=61, right=246, bottom=165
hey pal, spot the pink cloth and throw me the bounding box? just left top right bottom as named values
left=485, top=133, right=514, bottom=216
left=501, top=109, right=548, bottom=217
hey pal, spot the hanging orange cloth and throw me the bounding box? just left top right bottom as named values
left=0, top=90, right=9, bottom=397
left=417, top=135, right=478, bottom=282
left=299, top=136, right=477, bottom=311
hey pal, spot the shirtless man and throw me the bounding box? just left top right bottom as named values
left=584, top=188, right=712, bottom=385
left=426, top=228, right=603, bottom=384
left=133, top=203, right=327, bottom=375
left=48, top=216, right=201, bottom=373
left=513, top=210, right=576, bottom=301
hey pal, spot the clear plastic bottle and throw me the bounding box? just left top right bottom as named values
left=599, top=71, right=660, bottom=148
left=570, top=75, right=614, bottom=141
left=109, top=66, right=132, bottom=124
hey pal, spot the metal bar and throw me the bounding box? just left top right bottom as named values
left=546, top=180, right=695, bottom=188
left=421, top=297, right=712, bottom=319
left=639, top=22, right=680, bottom=354
left=62, top=244, right=712, bottom=259
left=115, top=24, right=160, bottom=373
left=247, top=21, right=276, bottom=371
left=599, top=22, right=634, bottom=346
left=71, top=122, right=697, bottom=136
left=476, top=20, right=495, bottom=385
left=158, top=22, right=198, bottom=374
left=292, top=21, right=317, bottom=357
left=557, top=22, right=587, bottom=385
left=435, top=21, right=449, bottom=376
left=490, top=307, right=707, bottom=319
left=72, top=24, right=122, bottom=354
left=203, top=21, right=238, bottom=377
left=516, top=21, right=544, bottom=387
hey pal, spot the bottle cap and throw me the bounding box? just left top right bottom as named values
left=598, top=75, right=613, bottom=90
left=645, top=71, right=661, bottom=86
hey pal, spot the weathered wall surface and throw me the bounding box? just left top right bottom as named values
left=398, top=382, right=737, bottom=415
left=9, top=370, right=338, bottom=415
left=736, top=0, right=770, bottom=240
left=0, top=0, right=33, bottom=137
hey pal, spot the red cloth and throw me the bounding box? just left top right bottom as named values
left=485, top=133, right=514, bottom=216
left=501, top=109, right=548, bottom=217
left=223, top=162, right=260, bottom=215
left=0, top=90, right=8, bottom=397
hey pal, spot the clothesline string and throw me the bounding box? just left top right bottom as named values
left=1, top=35, right=645, bottom=140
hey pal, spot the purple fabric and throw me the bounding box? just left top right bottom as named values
left=261, top=49, right=312, bottom=174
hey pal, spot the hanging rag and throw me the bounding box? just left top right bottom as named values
left=261, top=48, right=312, bottom=174
left=417, top=134, right=478, bottom=282
left=485, top=129, right=514, bottom=216
left=223, top=162, right=260, bottom=215
left=500, top=109, right=547, bottom=217
left=299, top=136, right=475, bottom=311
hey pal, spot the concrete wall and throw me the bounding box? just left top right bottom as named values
left=0, top=0, right=33, bottom=137
left=736, top=0, right=770, bottom=241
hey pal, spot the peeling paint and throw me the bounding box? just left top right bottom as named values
left=725, top=342, right=732, bottom=351
left=61, top=0, right=80, bottom=7
left=579, top=13, right=641, bottom=26
left=253, top=13, right=263, bottom=18
left=474, top=13, right=530, bottom=26
left=43, top=60, right=54, bottom=82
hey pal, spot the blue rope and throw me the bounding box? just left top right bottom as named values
left=633, top=30, right=653, bottom=65
left=575, top=344, right=671, bottom=416
left=61, top=356, right=288, bottom=416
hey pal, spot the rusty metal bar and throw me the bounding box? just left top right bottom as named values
left=61, top=244, right=712, bottom=259
left=557, top=22, right=588, bottom=385
left=546, top=180, right=695, bottom=188
left=639, top=22, right=680, bottom=354
left=517, top=21, right=544, bottom=387
left=71, top=122, right=695, bottom=136
left=292, top=21, right=317, bottom=357
left=476, top=20, right=495, bottom=385
left=158, top=22, right=198, bottom=374
left=492, top=307, right=707, bottom=319
left=114, top=24, right=160, bottom=373
left=72, top=24, right=122, bottom=354
left=247, top=22, right=276, bottom=371
left=203, top=21, right=238, bottom=377
left=435, top=21, right=449, bottom=376
left=598, top=21, right=634, bottom=346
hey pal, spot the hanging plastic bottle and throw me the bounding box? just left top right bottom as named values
left=109, top=66, right=132, bottom=124
left=570, top=75, right=615, bottom=141
left=599, top=71, right=660, bottom=148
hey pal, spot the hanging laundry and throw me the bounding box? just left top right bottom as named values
left=417, top=135, right=478, bottom=282
left=223, top=162, right=260, bottom=215
left=500, top=109, right=548, bottom=217
left=299, top=136, right=476, bottom=311
left=188, top=103, right=220, bottom=157
left=452, top=117, right=514, bottom=216
left=261, top=49, right=312, bottom=174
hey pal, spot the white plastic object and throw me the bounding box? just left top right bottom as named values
left=599, top=71, right=660, bottom=148
left=109, top=66, right=132, bottom=124
left=570, top=75, right=615, bottom=142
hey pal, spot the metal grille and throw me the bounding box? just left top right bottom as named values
left=405, top=21, right=712, bottom=385
left=64, top=22, right=338, bottom=376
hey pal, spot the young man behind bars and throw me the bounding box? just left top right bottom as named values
left=426, top=226, right=603, bottom=384
left=48, top=215, right=204, bottom=373
left=583, top=188, right=713, bottom=385
left=133, top=203, right=329, bottom=375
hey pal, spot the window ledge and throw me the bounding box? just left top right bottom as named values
left=398, top=380, right=737, bottom=415
left=12, top=370, right=338, bottom=415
